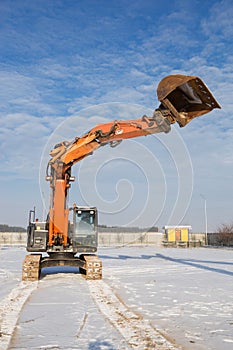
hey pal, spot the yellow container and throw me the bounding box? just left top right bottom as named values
left=165, top=226, right=191, bottom=242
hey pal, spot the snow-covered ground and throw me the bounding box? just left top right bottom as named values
left=0, top=246, right=233, bottom=349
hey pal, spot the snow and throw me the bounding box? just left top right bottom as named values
left=88, top=280, right=179, bottom=349
left=0, top=281, right=38, bottom=349
left=0, top=246, right=233, bottom=349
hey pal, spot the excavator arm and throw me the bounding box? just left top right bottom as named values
left=45, top=74, right=220, bottom=248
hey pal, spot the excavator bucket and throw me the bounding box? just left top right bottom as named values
left=157, top=74, right=221, bottom=127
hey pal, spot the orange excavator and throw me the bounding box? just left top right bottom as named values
left=22, top=74, right=220, bottom=281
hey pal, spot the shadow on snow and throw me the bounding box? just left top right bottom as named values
left=156, top=253, right=233, bottom=277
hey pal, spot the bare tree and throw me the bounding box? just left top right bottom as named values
left=215, top=222, right=233, bottom=246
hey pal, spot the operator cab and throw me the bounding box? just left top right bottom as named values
left=70, top=205, right=98, bottom=253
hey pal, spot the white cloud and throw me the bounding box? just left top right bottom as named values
left=0, top=69, right=59, bottom=115
left=0, top=113, right=65, bottom=180
left=201, top=0, right=233, bottom=39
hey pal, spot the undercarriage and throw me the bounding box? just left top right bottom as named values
left=22, top=253, right=102, bottom=281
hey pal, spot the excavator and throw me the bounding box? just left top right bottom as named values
left=22, top=74, right=220, bottom=281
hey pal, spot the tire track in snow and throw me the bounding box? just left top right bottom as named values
left=88, top=280, right=181, bottom=350
left=0, top=281, right=38, bottom=350
left=76, top=312, right=88, bottom=339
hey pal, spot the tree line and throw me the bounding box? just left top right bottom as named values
left=98, top=225, right=159, bottom=233
left=0, top=224, right=26, bottom=232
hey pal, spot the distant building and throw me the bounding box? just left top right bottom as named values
left=164, top=225, right=192, bottom=243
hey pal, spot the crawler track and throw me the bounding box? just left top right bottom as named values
left=22, top=254, right=41, bottom=281
left=80, top=254, right=102, bottom=280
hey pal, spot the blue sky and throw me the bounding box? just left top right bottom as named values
left=0, top=0, right=232, bottom=231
